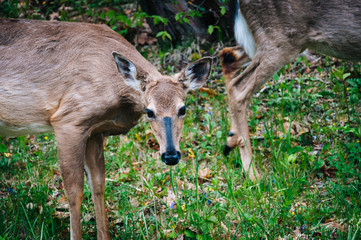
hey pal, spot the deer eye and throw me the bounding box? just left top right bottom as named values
left=178, top=105, right=186, bottom=117
left=145, top=108, right=156, bottom=119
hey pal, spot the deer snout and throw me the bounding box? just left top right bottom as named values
left=160, top=116, right=181, bottom=165
left=161, top=149, right=181, bottom=165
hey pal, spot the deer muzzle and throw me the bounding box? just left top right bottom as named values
left=161, top=117, right=181, bottom=165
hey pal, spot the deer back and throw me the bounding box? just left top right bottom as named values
left=235, top=0, right=361, bottom=60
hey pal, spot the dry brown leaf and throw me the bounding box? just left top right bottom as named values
left=147, top=138, right=160, bottom=151
left=155, top=187, right=162, bottom=194
left=54, top=211, right=70, bottom=219
left=198, top=168, right=212, bottom=179
left=177, top=179, right=184, bottom=190
left=200, top=87, right=219, bottom=96
left=292, top=227, right=302, bottom=239
left=186, top=182, right=196, bottom=190
left=135, top=32, right=157, bottom=45
left=57, top=196, right=68, bottom=205
left=164, top=189, right=176, bottom=208
left=322, top=219, right=346, bottom=233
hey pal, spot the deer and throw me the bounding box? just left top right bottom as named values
left=0, top=18, right=211, bottom=240
left=219, top=0, right=361, bottom=180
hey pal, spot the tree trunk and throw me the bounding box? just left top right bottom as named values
left=139, top=0, right=231, bottom=44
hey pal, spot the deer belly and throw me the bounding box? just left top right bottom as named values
left=0, top=120, right=54, bottom=137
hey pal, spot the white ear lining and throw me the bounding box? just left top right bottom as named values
left=124, top=75, right=140, bottom=90
left=182, top=57, right=212, bottom=90
left=112, top=51, right=141, bottom=91
left=184, top=68, right=202, bottom=90
left=127, top=63, right=136, bottom=78
left=124, top=63, right=138, bottom=89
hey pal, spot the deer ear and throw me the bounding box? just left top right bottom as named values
left=112, top=52, right=141, bottom=91
left=178, top=57, right=212, bottom=91
left=178, top=57, right=212, bottom=90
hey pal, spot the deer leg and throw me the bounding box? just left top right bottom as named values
left=53, top=125, right=87, bottom=240
left=220, top=47, right=252, bottom=155
left=84, top=134, right=110, bottom=240
left=221, top=47, right=299, bottom=180
left=219, top=46, right=251, bottom=82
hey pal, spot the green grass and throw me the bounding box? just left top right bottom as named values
left=1, top=46, right=360, bottom=239
left=1, top=2, right=361, bottom=239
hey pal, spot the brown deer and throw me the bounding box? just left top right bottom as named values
left=0, top=19, right=211, bottom=239
left=219, top=0, right=361, bottom=180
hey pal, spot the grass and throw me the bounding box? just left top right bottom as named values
left=0, top=44, right=360, bottom=239
left=1, top=2, right=361, bottom=239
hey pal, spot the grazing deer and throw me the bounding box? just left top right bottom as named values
left=220, top=0, right=361, bottom=180
left=0, top=19, right=211, bottom=239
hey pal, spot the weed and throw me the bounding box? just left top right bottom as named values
left=1, top=3, right=361, bottom=239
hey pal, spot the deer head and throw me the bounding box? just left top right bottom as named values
left=113, top=52, right=211, bottom=165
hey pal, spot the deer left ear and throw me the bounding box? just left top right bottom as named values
left=178, top=57, right=212, bottom=91
left=113, top=51, right=141, bottom=91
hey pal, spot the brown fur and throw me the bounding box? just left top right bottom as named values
left=221, top=0, right=361, bottom=180
left=0, top=18, right=211, bottom=239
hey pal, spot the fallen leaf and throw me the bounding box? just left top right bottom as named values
left=198, top=168, right=212, bottom=179
left=147, top=138, right=160, bottom=151
left=292, top=227, right=302, bottom=240
left=200, top=87, right=219, bottom=96
left=188, top=148, right=196, bottom=158
left=164, top=189, right=176, bottom=208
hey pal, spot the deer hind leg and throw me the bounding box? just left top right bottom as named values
left=84, top=134, right=110, bottom=240
left=220, top=46, right=299, bottom=180
left=53, top=124, right=87, bottom=240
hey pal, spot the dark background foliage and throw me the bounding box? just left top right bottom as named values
left=0, top=0, right=233, bottom=46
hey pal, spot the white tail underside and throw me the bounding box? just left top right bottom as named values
left=234, top=7, right=256, bottom=59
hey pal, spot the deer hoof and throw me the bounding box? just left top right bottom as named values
left=223, top=144, right=234, bottom=156
left=223, top=131, right=238, bottom=156
left=237, top=137, right=246, bottom=147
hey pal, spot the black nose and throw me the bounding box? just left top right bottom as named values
left=161, top=150, right=181, bottom=165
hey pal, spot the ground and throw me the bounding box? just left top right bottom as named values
left=0, top=41, right=361, bottom=239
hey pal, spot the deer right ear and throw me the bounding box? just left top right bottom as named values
left=112, top=52, right=141, bottom=91
left=178, top=57, right=212, bottom=91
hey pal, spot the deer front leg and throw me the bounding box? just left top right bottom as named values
left=220, top=46, right=299, bottom=180
left=220, top=47, right=251, bottom=155
left=53, top=124, right=87, bottom=240
left=220, top=47, right=259, bottom=179
left=228, top=86, right=260, bottom=180
left=84, top=134, right=110, bottom=240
